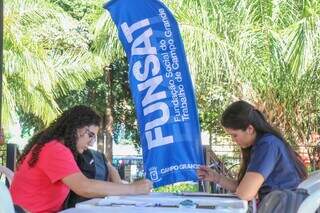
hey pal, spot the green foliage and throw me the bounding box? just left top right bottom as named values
left=4, top=0, right=101, bottom=128
left=105, top=58, right=139, bottom=146
left=154, top=183, right=199, bottom=192
left=198, top=85, right=232, bottom=133
left=55, top=58, right=139, bottom=145
left=56, top=76, right=108, bottom=116
left=164, top=0, right=320, bottom=149
left=0, top=145, right=7, bottom=166
left=49, top=0, right=104, bottom=23
left=17, top=111, right=45, bottom=137
left=6, top=0, right=320, bottom=158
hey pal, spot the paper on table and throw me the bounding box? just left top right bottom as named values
left=97, top=196, right=153, bottom=207
left=175, top=192, right=239, bottom=198
left=97, top=197, right=217, bottom=209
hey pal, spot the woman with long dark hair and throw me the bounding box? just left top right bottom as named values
left=10, top=105, right=152, bottom=212
left=198, top=100, right=307, bottom=201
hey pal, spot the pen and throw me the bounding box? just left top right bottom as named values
left=207, top=162, right=219, bottom=169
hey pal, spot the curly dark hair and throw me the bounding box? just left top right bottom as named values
left=17, top=105, right=101, bottom=168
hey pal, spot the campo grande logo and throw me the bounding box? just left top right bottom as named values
left=149, top=167, right=160, bottom=182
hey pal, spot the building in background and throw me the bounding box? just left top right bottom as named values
left=112, top=144, right=143, bottom=182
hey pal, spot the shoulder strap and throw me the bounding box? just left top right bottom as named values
left=90, top=150, right=108, bottom=181
left=77, top=150, right=95, bottom=179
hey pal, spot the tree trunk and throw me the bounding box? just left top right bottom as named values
left=0, top=128, right=4, bottom=145
left=99, top=66, right=114, bottom=163
left=104, top=108, right=113, bottom=162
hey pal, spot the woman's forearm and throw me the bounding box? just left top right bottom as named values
left=216, top=175, right=238, bottom=192
left=108, top=163, right=122, bottom=184
left=83, top=179, right=135, bottom=198
left=63, top=173, right=145, bottom=198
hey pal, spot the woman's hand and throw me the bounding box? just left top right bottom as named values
left=130, top=179, right=153, bottom=194
left=197, top=166, right=221, bottom=183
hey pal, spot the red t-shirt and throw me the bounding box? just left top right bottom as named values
left=10, top=140, right=80, bottom=213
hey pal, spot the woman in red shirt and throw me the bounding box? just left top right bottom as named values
left=10, top=105, right=152, bottom=213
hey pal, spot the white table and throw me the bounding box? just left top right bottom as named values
left=60, top=192, right=248, bottom=213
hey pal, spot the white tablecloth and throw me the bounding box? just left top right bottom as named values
left=60, top=192, right=248, bottom=213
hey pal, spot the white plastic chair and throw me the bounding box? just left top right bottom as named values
left=296, top=170, right=320, bottom=213
left=0, top=181, right=15, bottom=213
left=0, top=166, right=14, bottom=185
left=298, top=170, right=320, bottom=195
left=297, top=188, right=320, bottom=213
left=298, top=170, right=320, bottom=194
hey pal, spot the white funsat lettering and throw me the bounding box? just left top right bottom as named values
left=121, top=19, right=173, bottom=150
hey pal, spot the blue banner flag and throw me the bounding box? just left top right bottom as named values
left=105, top=0, right=204, bottom=187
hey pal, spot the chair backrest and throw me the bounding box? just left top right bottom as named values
left=258, top=188, right=309, bottom=213
left=0, top=181, right=15, bottom=213
left=0, top=166, right=14, bottom=185
left=298, top=170, right=320, bottom=194
left=297, top=188, right=320, bottom=213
